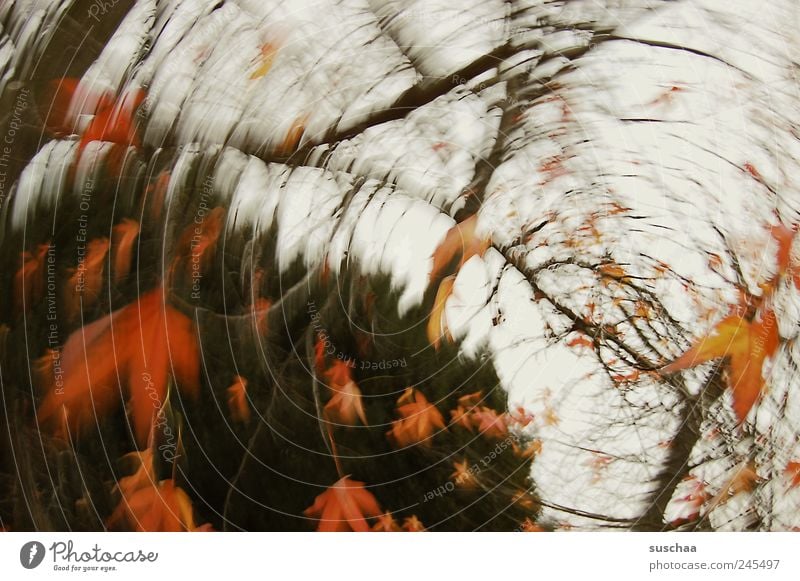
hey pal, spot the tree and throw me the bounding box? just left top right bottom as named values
left=0, top=0, right=798, bottom=531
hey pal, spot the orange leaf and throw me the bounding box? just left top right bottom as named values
left=38, top=288, right=200, bottom=445
left=426, top=275, right=455, bottom=350
left=402, top=515, right=426, bottom=532
left=227, top=375, right=251, bottom=424
left=387, top=389, right=446, bottom=447
left=323, top=361, right=367, bottom=426
left=250, top=43, right=278, bottom=80
left=471, top=407, right=508, bottom=439
left=109, top=478, right=200, bottom=532
left=784, top=461, right=800, bottom=488
left=174, top=207, right=225, bottom=280
left=429, top=214, right=490, bottom=282
left=451, top=459, right=479, bottom=489
left=111, top=219, right=139, bottom=284
left=662, top=315, right=750, bottom=374
left=303, top=476, right=382, bottom=532
left=372, top=512, right=401, bottom=532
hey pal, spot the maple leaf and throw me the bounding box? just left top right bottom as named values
left=512, top=440, right=542, bottom=459
left=227, top=375, right=251, bottom=424
left=111, top=219, right=139, bottom=284
left=372, top=512, right=401, bottom=532
left=38, top=288, right=200, bottom=445
left=429, top=214, right=490, bottom=283
left=661, top=309, right=780, bottom=422
left=323, top=361, right=367, bottom=426
left=451, top=459, right=479, bottom=489
left=387, top=389, right=446, bottom=447
left=508, top=405, right=535, bottom=428
left=303, top=476, right=382, bottom=532
left=109, top=478, right=200, bottom=532
left=426, top=275, right=455, bottom=350
left=402, top=515, right=426, bottom=532
left=471, top=407, right=508, bottom=439
left=520, top=518, right=544, bottom=532
left=566, top=333, right=594, bottom=350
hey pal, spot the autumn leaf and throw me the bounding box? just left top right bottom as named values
left=79, top=88, right=145, bottom=153
left=38, top=288, right=200, bottom=445
left=109, top=478, right=200, bottom=532
left=471, top=407, right=508, bottom=439
left=111, top=219, right=139, bottom=284
left=372, top=512, right=401, bottom=532
left=250, top=43, right=278, bottom=80
left=512, top=440, right=542, bottom=460
left=451, top=459, right=479, bottom=489
left=174, top=207, right=225, bottom=280
left=661, top=309, right=780, bottom=422
left=323, top=360, right=367, bottom=426
left=707, top=461, right=760, bottom=511
left=784, top=461, right=800, bottom=488
left=402, top=515, right=426, bottom=532
left=426, top=275, right=455, bottom=350
left=387, top=389, right=446, bottom=447
left=429, top=214, right=490, bottom=283
left=669, top=475, right=708, bottom=526
left=520, top=518, right=544, bottom=532
left=227, top=375, right=251, bottom=424
left=303, top=476, right=382, bottom=532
